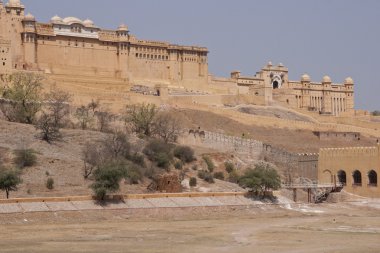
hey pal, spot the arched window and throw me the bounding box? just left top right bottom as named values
left=353, top=170, right=362, bottom=186
left=337, top=170, right=346, bottom=186
left=368, top=170, right=377, bottom=186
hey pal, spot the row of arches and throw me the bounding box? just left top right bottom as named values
left=337, top=170, right=377, bottom=186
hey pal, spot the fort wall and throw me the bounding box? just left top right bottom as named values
left=318, top=146, right=380, bottom=198
left=182, top=130, right=318, bottom=181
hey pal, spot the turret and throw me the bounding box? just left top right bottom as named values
left=231, top=70, right=241, bottom=79
left=344, top=77, right=354, bottom=114
left=300, top=74, right=311, bottom=108
left=116, top=24, right=129, bottom=37
left=22, top=13, right=37, bottom=68
left=5, top=0, right=25, bottom=16
left=321, top=75, right=332, bottom=114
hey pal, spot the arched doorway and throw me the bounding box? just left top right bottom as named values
left=352, top=170, right=362, bottom=186
left=337, top=170, right=346, bottom=186
left=273, top=80, right=279, bottom=89
left=368, top=170, right=377, bottom=186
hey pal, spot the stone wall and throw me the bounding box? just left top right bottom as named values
left=318, top=146, right=380, bottom=198
left=182, top=129, right=319, bottom=181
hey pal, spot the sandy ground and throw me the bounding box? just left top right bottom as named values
left=0, top=201, right=379, bottom=253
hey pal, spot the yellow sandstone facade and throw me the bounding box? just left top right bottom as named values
left=318, top=146, right=379, bottom=198
left=0, top=0, right=355, bottom=116
left=0, top=0, right=209, bottom=89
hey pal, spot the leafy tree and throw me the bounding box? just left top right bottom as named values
left=0, top=169, right=22, bottom=199
left=124, top=103, right=157, bottom=137
left=0, top=72, right=43, bottom=124
left=239, top=162, right=281, bottom=195
left=13, top=148, right=37, bottom=168
left=173, top=145, right=195, bottom=163
left=152, top=111, right=183, bottom=142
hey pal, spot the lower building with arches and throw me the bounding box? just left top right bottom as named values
left=318, top=146, right=379, bottom=197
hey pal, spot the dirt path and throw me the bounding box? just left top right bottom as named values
left=0, top=202, right=379, bottom=253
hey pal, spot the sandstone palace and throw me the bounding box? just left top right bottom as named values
left=0, top=0, right=354, bottom=116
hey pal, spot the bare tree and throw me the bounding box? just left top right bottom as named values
left=35, top=112, right=62, bottom=143
left=82, top=142, right=103, bottom=179
left=45, top=87, right=71, bottom=128
left=0, top=72, right=43, bottom=124
left=102, top=131, right=130, bottom=160
left=153, top=111, right=184, bottom=143
left=87, top=99, right=99, bottom=114
left=95, top=110, right=114, bottom=132
left=75, top=105, right=93, bottom=130
left=124, top=103, right=157, bottom=137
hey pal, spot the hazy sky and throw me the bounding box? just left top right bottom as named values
left=19, top=0, right=380, bottom=110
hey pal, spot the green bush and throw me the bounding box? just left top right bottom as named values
left=228, top=170, right=240, bottom=183
left=173, top=146, right=195, bottom=163
left=155, top=152, right=171, bottom=169
left=197, top=170, right=207, bottom=179
left=13, top=149, right=37, bottom=168
left=213, top=172, right=225, bottom=180
left=203, top=156, right=215, bottom=172
left=91, top=162, right=125, bottom=200
left=224, top=161, right=235, bottom=174
left=143, top=139, right=172, bottom=159
left=129, top=152, right=146, bottom=167
left=198, top=170, right=214, bottom=184
left=174, top=161, right=183, bottom=170
left=143, top=139, right=173, bottom=169
left=125, top=164, right=143, bottom=184
left=204, top=173, right=215, bottom=183
left=189, top=177, right=197, bottom=187
left=46, top=177, right=54, bottom=190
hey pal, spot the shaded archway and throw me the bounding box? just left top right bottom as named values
left=337, top=170, right=346, bottom=186
left=273, top=81, right=279, bottom=89
left=352, top=170, right=362, bottom=186
left=368, top=170, right=377, bottom=186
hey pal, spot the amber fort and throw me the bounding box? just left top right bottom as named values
left=0, top=0, right=379, bottom=199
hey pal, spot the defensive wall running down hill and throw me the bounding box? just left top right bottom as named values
left=181, top=129, right=318, bottom=181
left=183, top=129, right=380, bottom=198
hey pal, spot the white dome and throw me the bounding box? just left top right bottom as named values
left=301, top=73, right=311, bottom=82
left=344, top=77, right=354, bottom=85
left=51, top=15, right=63, bottom=24
left=24, top=13, right=35, bottom=21
left=62, top=16, right=83, bottom=25
left=83, top=19, right=94, bottom=27
left=322, top=75, right=332, bottom=83
left=118, top=24, right=129, bottom=31
left=7, top=0, right=21, bottom=7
